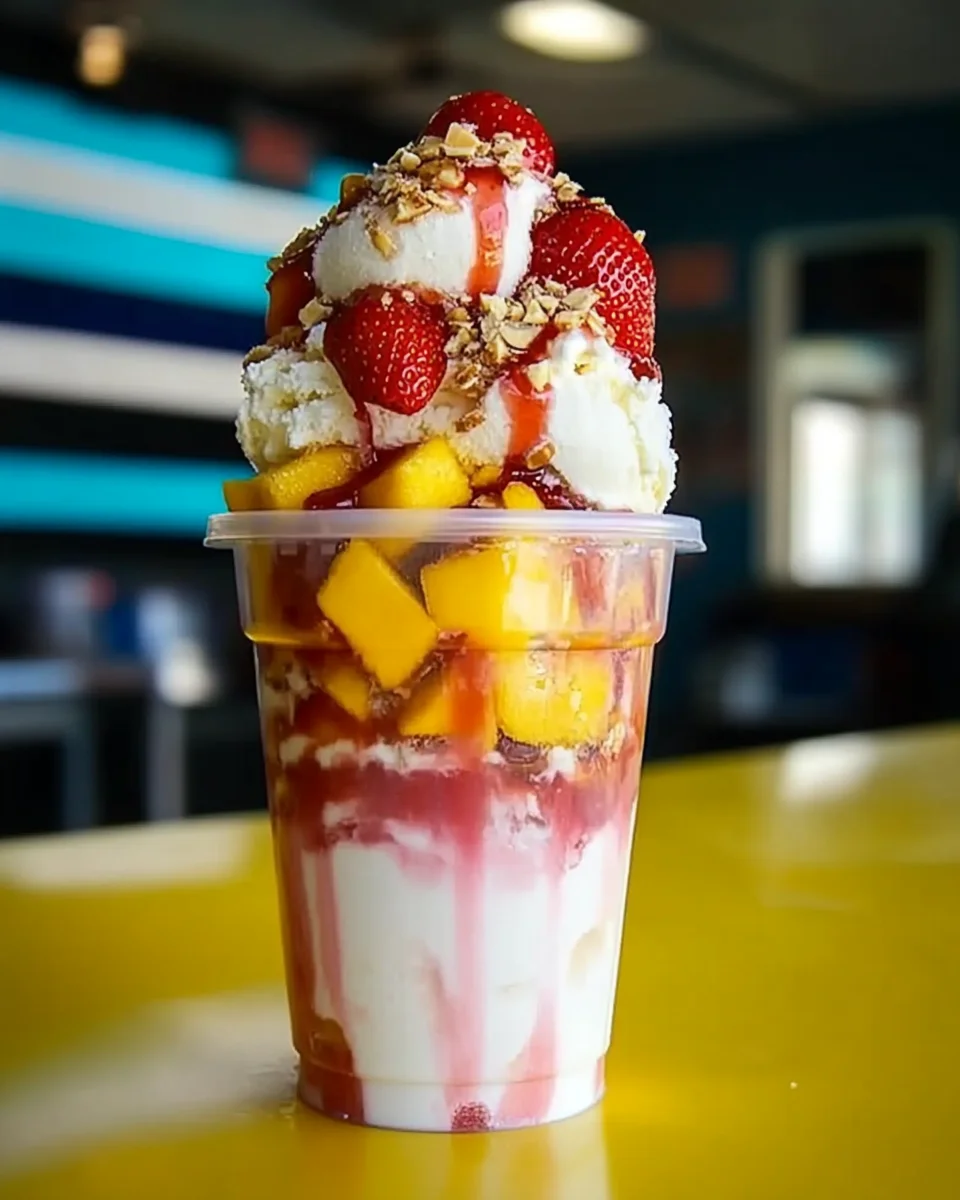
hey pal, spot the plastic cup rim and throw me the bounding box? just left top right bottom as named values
left=205, top=508, right=705, bottom=552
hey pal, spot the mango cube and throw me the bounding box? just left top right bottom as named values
left=313, top=657, right=373, bottom=721
left=359, top=438, right=472, bottom=510
left=223, top=477, right=264, bottom=512
left=317, top=540, right=438, bottom=689
left=502, top=482, right=543, bottom=510
left=421, top=542, right=577, bottom=649
left=259, top=446, right=360, bottom=510
left=495, top=651, right=613, bottom=746
left=398, top=658, right=496, bottom=749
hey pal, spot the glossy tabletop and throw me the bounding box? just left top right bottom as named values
left=1, top=724, right=959, bottom=1198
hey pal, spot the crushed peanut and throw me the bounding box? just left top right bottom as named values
left=267, top=223, right=323, bottom=272
left=525, top=441, right=555, bottom=470
left=442, top=122, right=482, bottom=156
left=298, top=297, right=331, bottom=329
left=339, top=173, right=367, bottom=208
left=367, top=219, right=398, bottom=259
left=500, top=322, right=541, bottom=350
left=526, top=360, right=552, bottom=390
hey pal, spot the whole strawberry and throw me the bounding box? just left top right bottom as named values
left=324, top=287, right=448, bottom=416
left=530, top=208, right=656, bottom=362
left=423, top=91, right=556, bottom=176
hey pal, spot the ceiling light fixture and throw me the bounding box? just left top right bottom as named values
left=499, top=0, right=649, bottom=63
left=77, top=22, right=127, bottom=88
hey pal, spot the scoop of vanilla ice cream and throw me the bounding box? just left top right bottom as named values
left=453, top=330, right=677, bottom=513
left=238, top=327, right=472, bottom=470
left=313, top=174, right=549, bottom=301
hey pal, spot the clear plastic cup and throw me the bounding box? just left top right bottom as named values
left=206, top=508, right=704, bottom=1131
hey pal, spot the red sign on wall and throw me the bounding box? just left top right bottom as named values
left=656, top=244, right=735, bottom=311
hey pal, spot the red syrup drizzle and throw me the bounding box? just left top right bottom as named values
left=265, top=246, right=316, bottom=338
left=502, top=364, right=550, bottom=463
left=275, top=729, right=643, bottom=1129
left=464, top=166, right=508, bottom=297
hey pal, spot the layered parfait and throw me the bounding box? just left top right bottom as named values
left=222, top=90, right=679, bottom=1131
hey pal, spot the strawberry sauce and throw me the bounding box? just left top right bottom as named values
left=465, top=167, right=508, bottom=296
left=261, top=643, right=654, bottom=1131
left=502, top=365, right=551, bottom=463
left=265, top=246, right=316, bottom=338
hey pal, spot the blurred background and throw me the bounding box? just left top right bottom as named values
left=0, top=0, right=958, bottom=837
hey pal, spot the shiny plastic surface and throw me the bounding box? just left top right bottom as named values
left=2, top=725, right=959, bottom=1196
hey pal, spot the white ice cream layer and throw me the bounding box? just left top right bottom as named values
left=313, top=174, right=549, bottom=302
left=299, top=800, right=630, bottom=1130
left=453, top=329, right=678, bottom=513
left=238, top=328, right=471, bottom=470
left=239, top=322, right=677, bottom=513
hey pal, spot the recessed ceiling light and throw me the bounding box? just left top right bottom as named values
left=499, top=0, right=649, bottom=63
left=77, top=23, right=127, bottom=88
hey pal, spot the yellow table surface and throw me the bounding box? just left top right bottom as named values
left=2, top=724, right=959, bottom=1198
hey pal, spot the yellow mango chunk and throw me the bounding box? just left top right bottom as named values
left=359, top=438, right=472, bottom=510
left=502, top=482, right=543, bottom=510
left=223, top=477, right=264, bottom=512
left=421, top=542, right=577, bottom=649
left=495, top=651, right=613, bottom=746
left=313, top=657, right=373, bottom=721
left=398, top=658, right=496, bottom=749
left=317, top=540, right=438, bottom=689
left=259, top=446, right=361, bottom=510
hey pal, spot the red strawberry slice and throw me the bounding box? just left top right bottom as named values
left=530, top=207, right=656, bottom=360
left=323, top=287, right=448, bottom=416
left=265, top=245, right=316, bottom=338
left=423, top=91, right=555, bottom=176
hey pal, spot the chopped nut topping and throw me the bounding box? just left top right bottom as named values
left=267, top=223, right=323, bottom=272
left=526, top=360, right=552, bottom=390
left=394, top=192, right=433, bottom=223
left=565, top=287, right=599, bottom=312
left=298, top=297, right=331, bottom=328
left=487, top=334, right=512, bottom=365
left=589, top=312, right=611, bottom=339
left=457, top=408, right=487, bottom=434
left=500, top=322, right=541, bottom=350
left=634, top=229, right=646, bottom=245
left=522, top=298, right=550, bottom=325
left=525, top=441, right=555, bottom=470
left=367, top=220, right=398, bottom=259
left=454, top=360, right=486, bottom=395
left=243, top=343, right=275, bottom=366
left=448, top=305, right=472, bottom=325
left=445, top=327, right=475, bottom=356
left=417, top=136, right=445, bottom=160
left=479, top=294, right=508, bottom=319
left=398, top=149, right=422, bottom=171
left=442, top=122, right=483, bottom=156
left=340, top=173, right=367, bottom=208
left=266, top=325, right=306, bottom=351
left=423, top=188, right=460, bottom=213
left=554, top=309, right=586, bottom=331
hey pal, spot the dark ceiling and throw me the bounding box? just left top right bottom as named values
left=1, top=0, right=958, bottom=161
